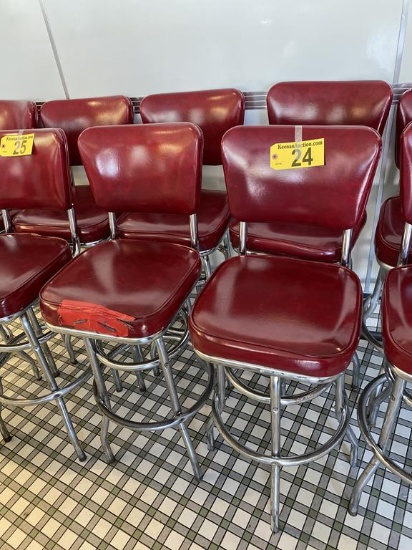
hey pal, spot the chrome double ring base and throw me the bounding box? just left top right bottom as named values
left=84, top=331, right=214, bottom=480
left=211, top=367, right=355, bottom=532
left=93, top=360, right=213, bottom=433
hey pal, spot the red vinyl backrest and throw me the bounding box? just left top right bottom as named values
left=78, top=123, right=203, bottom=214
left=396, top=89, right=412, bottom=168
left=267, top=81, right=392, bottom=136
left=0, top=100, right=38, bottom=130
left=140, top=88, right=244, bottom=165
left=399, top=123, right=412, bottom=223
left=40, top=95, right=134, bottom=165
left=0, top=128, right=72, bottom=210
left=222, top=125, right=381, bottom=231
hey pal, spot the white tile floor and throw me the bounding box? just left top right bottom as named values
left=0, top=315, right=411, bottom=549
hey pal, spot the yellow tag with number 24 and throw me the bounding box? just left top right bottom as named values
left=0, top=133, right=34, bottom=157
left=270, top=138, right=324, bottom=171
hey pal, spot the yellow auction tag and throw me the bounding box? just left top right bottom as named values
left=0, top=133, right=34, bottom=157
left=270, top=138, right=324, bottom=170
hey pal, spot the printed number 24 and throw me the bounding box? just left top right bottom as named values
left=13, top=139, right=27, bottom=155
left=291, top=147, right=313, bottom=167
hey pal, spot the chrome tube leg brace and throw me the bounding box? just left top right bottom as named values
left=349, top=376, right=406, bottom=515
left=270, top=375, right=282, bottom=533
left=84, top=338, right=115, bottom=463
left=156, top=337, right=203, bottom=480
left=335, top=374, right=358, bottom=467
left=20, top=313, right=86, bottom=461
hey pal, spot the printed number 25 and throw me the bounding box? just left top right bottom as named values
left=291, top=147, right=313, bottom=167
left=13, top=139, right=27, bottom=155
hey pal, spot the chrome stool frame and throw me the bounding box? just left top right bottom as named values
left=39, top=122, right=215, bottom=478
left=203, top=354, right=357, bottom=532
left=44, top=308, right=214, bottom=479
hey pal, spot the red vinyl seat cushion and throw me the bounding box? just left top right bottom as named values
left=13, top=186, right=110, bottom=244
left=189, top=255, right=361, bottom=378
left=383, top=265, right=412, bottom=376
left=0, top=234, right=71, bottom=319
left=117, top=190, right=229, bottom=251
left=40, top=239, right=201, bottom=339
left=374, top=196, right=405, bottom=267
left=229, top=212, right=367, bottom=262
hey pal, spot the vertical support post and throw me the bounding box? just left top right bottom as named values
left=84, top=338, right=115, bottom=463
left=156, top=337, right=202, bottom=480
left=270, top=375, right=281, bottom=532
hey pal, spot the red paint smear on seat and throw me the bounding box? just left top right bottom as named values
left=58, top=299, right=135, bottom=337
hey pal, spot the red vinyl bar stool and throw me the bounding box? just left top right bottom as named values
left=0, top=99, right=38, bottom=233
left=349, top=122, right=412, bottom=515
left=0, top=128, right=89, bottom=459
left=362, top=88, right=412, bottom=352
left=189, top=125, right=382, bottom=531
left=229, top=80, right=392, bottom=389
left=13, top=95, right=134, bottom=254
left=229, top=80, right=392, bottom=263
left=117, top=88, right=245, bottom=277
left=0, top=100, right=39, bottom=355
left=39, top=123, right=214, bottom=478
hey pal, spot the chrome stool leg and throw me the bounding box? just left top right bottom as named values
left=366, top=371, right=390, bottom=428
left=364, top=269, right=384, bottom=321
left=351, top=352, right=360, bottom=390
left=20, top=312, right=86, bottom=461
left=84, top=338, right=115, bottom=463
left=132, top=346, right=147, bottom=393
left=361, top=269, right=385, bottom=354
left=270, top=375, right=282, bottom=533
left=112, top=369, right=123, bottom=392
left=202, top=255, right=213, bottom=279
left=222, top=231, right=231, bottom=260
left=335, top=374, right=358, bottom=467
left=62, top=334, right=77, bottom=365
left=156, top=337, right=203, bottom=480
left=28, top=308, right=59, bottom=377
left=207, top=363, right=226, bottom=451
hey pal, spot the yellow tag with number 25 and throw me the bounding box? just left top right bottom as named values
left=270, top=138, right=324, bottom=171
left=0, top=133, right=34, bottom=157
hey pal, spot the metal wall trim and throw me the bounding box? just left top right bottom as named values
left=38, top=0, right=70, bottom=99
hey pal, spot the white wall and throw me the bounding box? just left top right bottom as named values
left=0, top=0, right=65, bottom=99
left=0, top=0, right=411, bottom=284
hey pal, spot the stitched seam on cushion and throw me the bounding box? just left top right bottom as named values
left=191, top=319, right=359, bottom=362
